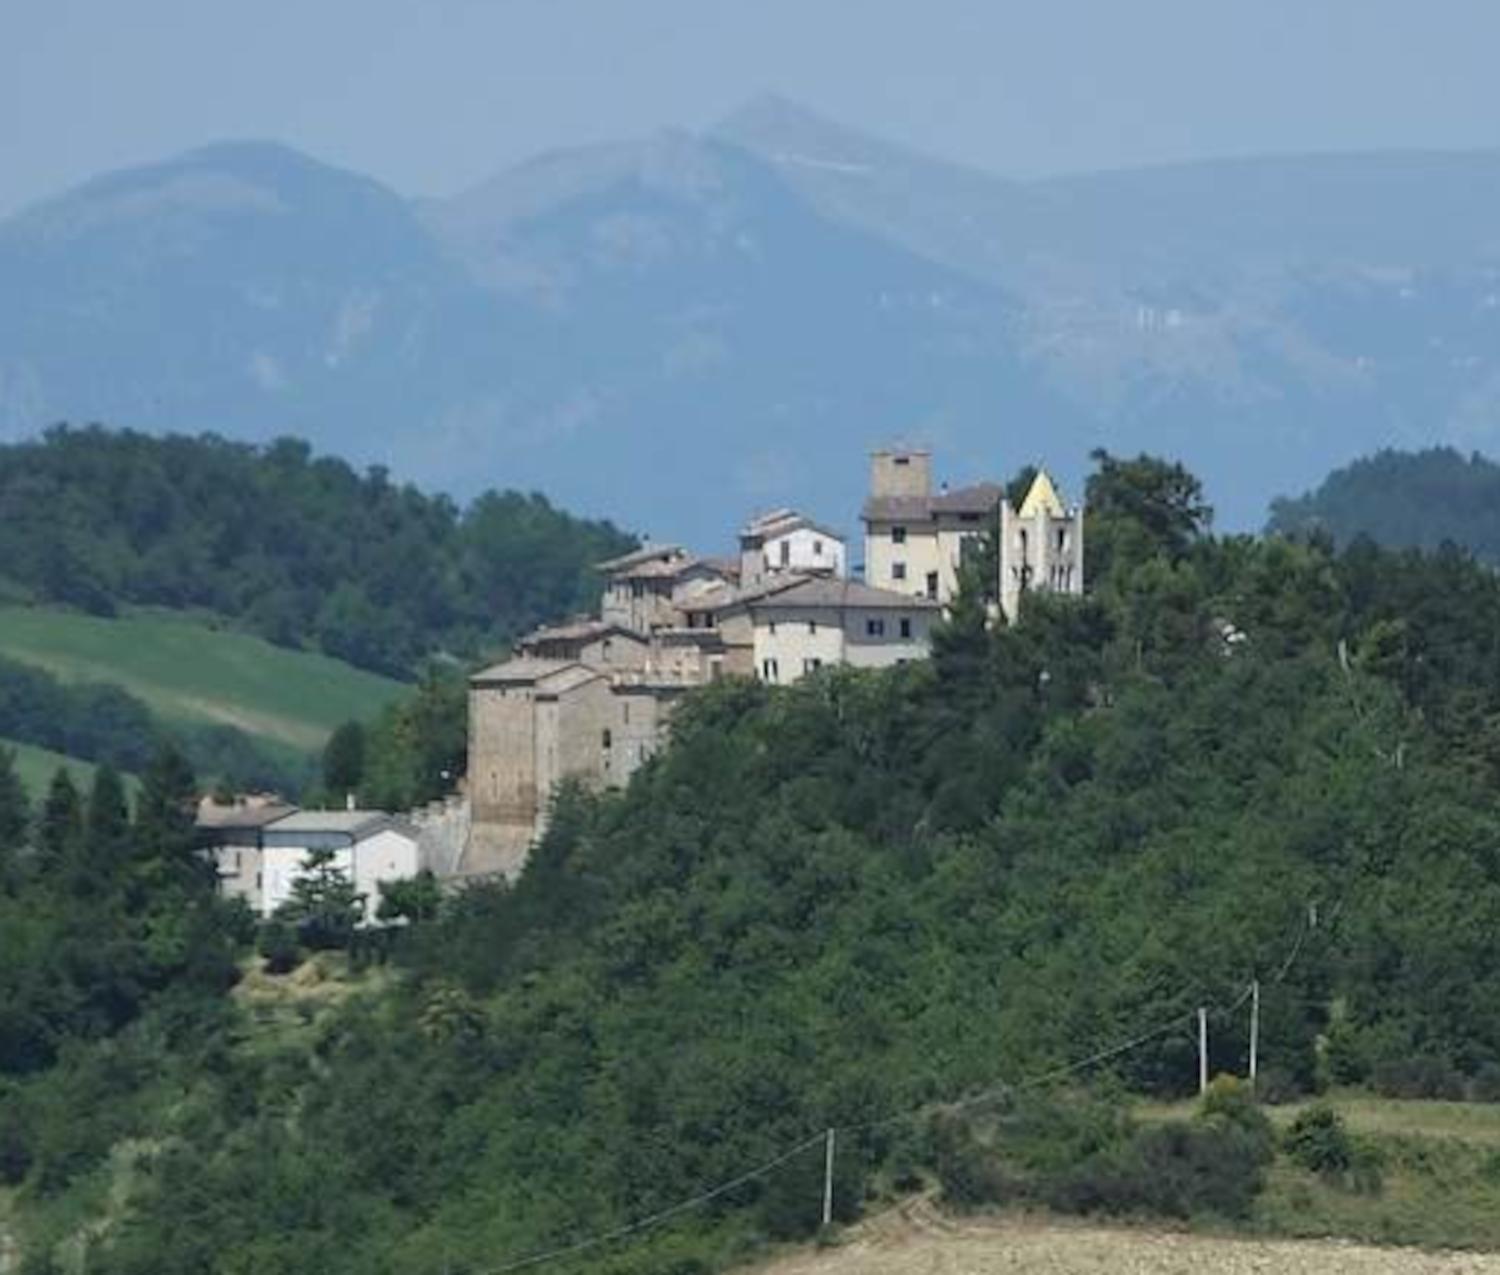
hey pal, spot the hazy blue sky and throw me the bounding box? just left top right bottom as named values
left=3, top=0, right=1499, bottom=215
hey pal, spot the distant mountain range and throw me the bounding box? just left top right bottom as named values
left=3, top=95, right=1499, bottom=542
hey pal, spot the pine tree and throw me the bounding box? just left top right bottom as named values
left=0, top=748, right=29, bottom=884
left=279, top=846, right=364, bottom=950
left=36, top=768, right=83, bottom=882
left=86, top=764, right=132, bottom=885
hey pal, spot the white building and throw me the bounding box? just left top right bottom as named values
left=738, top=509, right=847, bottom=586
left=259, top=810, right=421, bottom=924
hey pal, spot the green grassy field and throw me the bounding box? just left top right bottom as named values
left=0, top=606, right=408, bottom=753
left=3, top=737, right=105, bottom=800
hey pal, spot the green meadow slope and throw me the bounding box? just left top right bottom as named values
left=0, top=606, right=407, bottom=756
left=2, top=737, right=105, bottom=800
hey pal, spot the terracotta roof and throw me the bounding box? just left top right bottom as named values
left=195, top=800, right=297, bottom=832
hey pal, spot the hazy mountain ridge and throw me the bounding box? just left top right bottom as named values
left=3, top=100, right=1499, bottom=539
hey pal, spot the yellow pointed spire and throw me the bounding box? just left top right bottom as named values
left=1018, top=469, right=1065, bottom=518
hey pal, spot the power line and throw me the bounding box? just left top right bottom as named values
left=477, top=1133, right=828, bottom=1275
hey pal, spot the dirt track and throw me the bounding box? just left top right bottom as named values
left=751, top=1200, right=1500, bottom=1274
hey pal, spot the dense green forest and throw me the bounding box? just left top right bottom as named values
left=0, top=426, right=635, bottom=675
left=11, top=451, right=1500, bottom=1272
left=1268, top=445, right=1500, bottom=561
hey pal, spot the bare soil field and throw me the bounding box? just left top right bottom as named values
left=752, top=1200, right=1500, bottom=1275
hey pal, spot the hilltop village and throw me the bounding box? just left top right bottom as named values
left=467, top=450, right=1084, bottom=875
left=198, top=450, right=1083, bottom=907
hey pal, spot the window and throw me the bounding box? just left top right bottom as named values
left=622, top=702, right=630, bottom=725
left=894, top=455, right=910, bottom=467
left=892, top=562, right=907, bottom=581
left=803, top=657, right=822, bottom=674
left=866, top=618, right=886, bottom=637
left=926, top=571, right=939, bottom=600
left=1057, top=527, right=1068, bottom=553
left=960, top=511, right=981, bottom=523
left=602, top=729, right=612, bottom=749
left=762, top=658, right=779, bottom=682
left=892, top=526, right=907, bottom=544
left=769, top=620, right=777, bottom=635
left=808, top=620, right=817, bottom=634
left=813, top=539, right=823, bottom=556
left=779, top=540, right=790, bottom=567
left=900, top=618, right=912, bottom=639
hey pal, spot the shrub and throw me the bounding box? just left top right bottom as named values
left=1198, top=1074, right=1275, bottom=1162
left=1047, top=1119, right=1267, bottom=1220
left=1470, top=1061, right=1500, bottom=1103
left=1254, top=1066, right=1303, bottom=1106
left=1371, top=1056, right=1464, bottom=1100
left=257, top=920, right=301, bottom=975
left=1284, top=1105, right=1352, bottom=1174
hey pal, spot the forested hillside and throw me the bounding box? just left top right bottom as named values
left=0, top=426, right=635, bottom=676
left=10, top=453, right=1500, bottom=1272
left=1268, top=446, right=1500, bottom=561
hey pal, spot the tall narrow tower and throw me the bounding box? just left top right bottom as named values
left=999, top=470, right=1084, bottom=623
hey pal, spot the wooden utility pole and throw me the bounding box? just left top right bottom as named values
left=1249, top=979, right=1261, bottom=1095
left=1198, top=1007, right=1209, bottom=1094
left=822, top=1128, right=836, bottom=1228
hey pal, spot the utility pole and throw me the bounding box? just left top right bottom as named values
left=1249, top=979, right=1260, bottom=1096
left=822, top=1128, right=836, bottom=1228
left=1198, top=1007, right=1209, bottom=1095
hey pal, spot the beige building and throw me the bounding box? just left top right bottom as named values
left=861, top=449, right=1004, bottom=604
left=861, top=448, right=1084, bottom=622
left=738, top=509, right=847, bottom=586
left=718, top=577, right=938, bottom=684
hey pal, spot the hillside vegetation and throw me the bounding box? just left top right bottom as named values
left=0, top=606, right=406, bottom=753
left=1268, top=446, right=1500, bottom=560
left=0, top=426, right=635, bottom=676
left=11, top=453, right=1500, bottom=1273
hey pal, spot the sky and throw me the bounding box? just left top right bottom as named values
left=2, top=0, right=1499, bottom=216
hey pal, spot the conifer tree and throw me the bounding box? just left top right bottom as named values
left=85, top=764, right=132, bottom=884
left=36, top=768, right=83, bottom=882
left=0, top=748, right=28, bottom=884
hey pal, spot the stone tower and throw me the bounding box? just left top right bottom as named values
left=998, top=469, right=1084, bottom=623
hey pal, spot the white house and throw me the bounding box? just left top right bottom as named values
left=254, top=809, right=421, bottom=925
left=738, top=509, right=847, bottom=586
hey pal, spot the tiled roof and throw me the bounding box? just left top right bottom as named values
left=862, top=482, right=1003, bottom=523
left=470, top=656, right=579, bottom=684
left=748, top=578, right=942, bottom=611
left=595, top=543, right=684, bottom=574
left=264, top=810, right=395, bottom=838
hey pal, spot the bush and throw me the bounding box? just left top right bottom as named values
left=1470, top=1061, right=1500, bottom=1103
left=1254, top=1066, right=1303, bottom=1106
left=1371, top=1056, right=1464, bottom=1100
left=1284, top=1105, right=1353, bottom=1174
left=1198, top=1074, right=1275, bottom=1162
left=257, top=921, right=301, bottom=975
left=1047, top=1120, right=1267, bottom=1220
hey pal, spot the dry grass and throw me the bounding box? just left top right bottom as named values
left=751, top=1200, right=1500, bottom=1274
left=1137, top=1091, right=1500, bottom=1145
